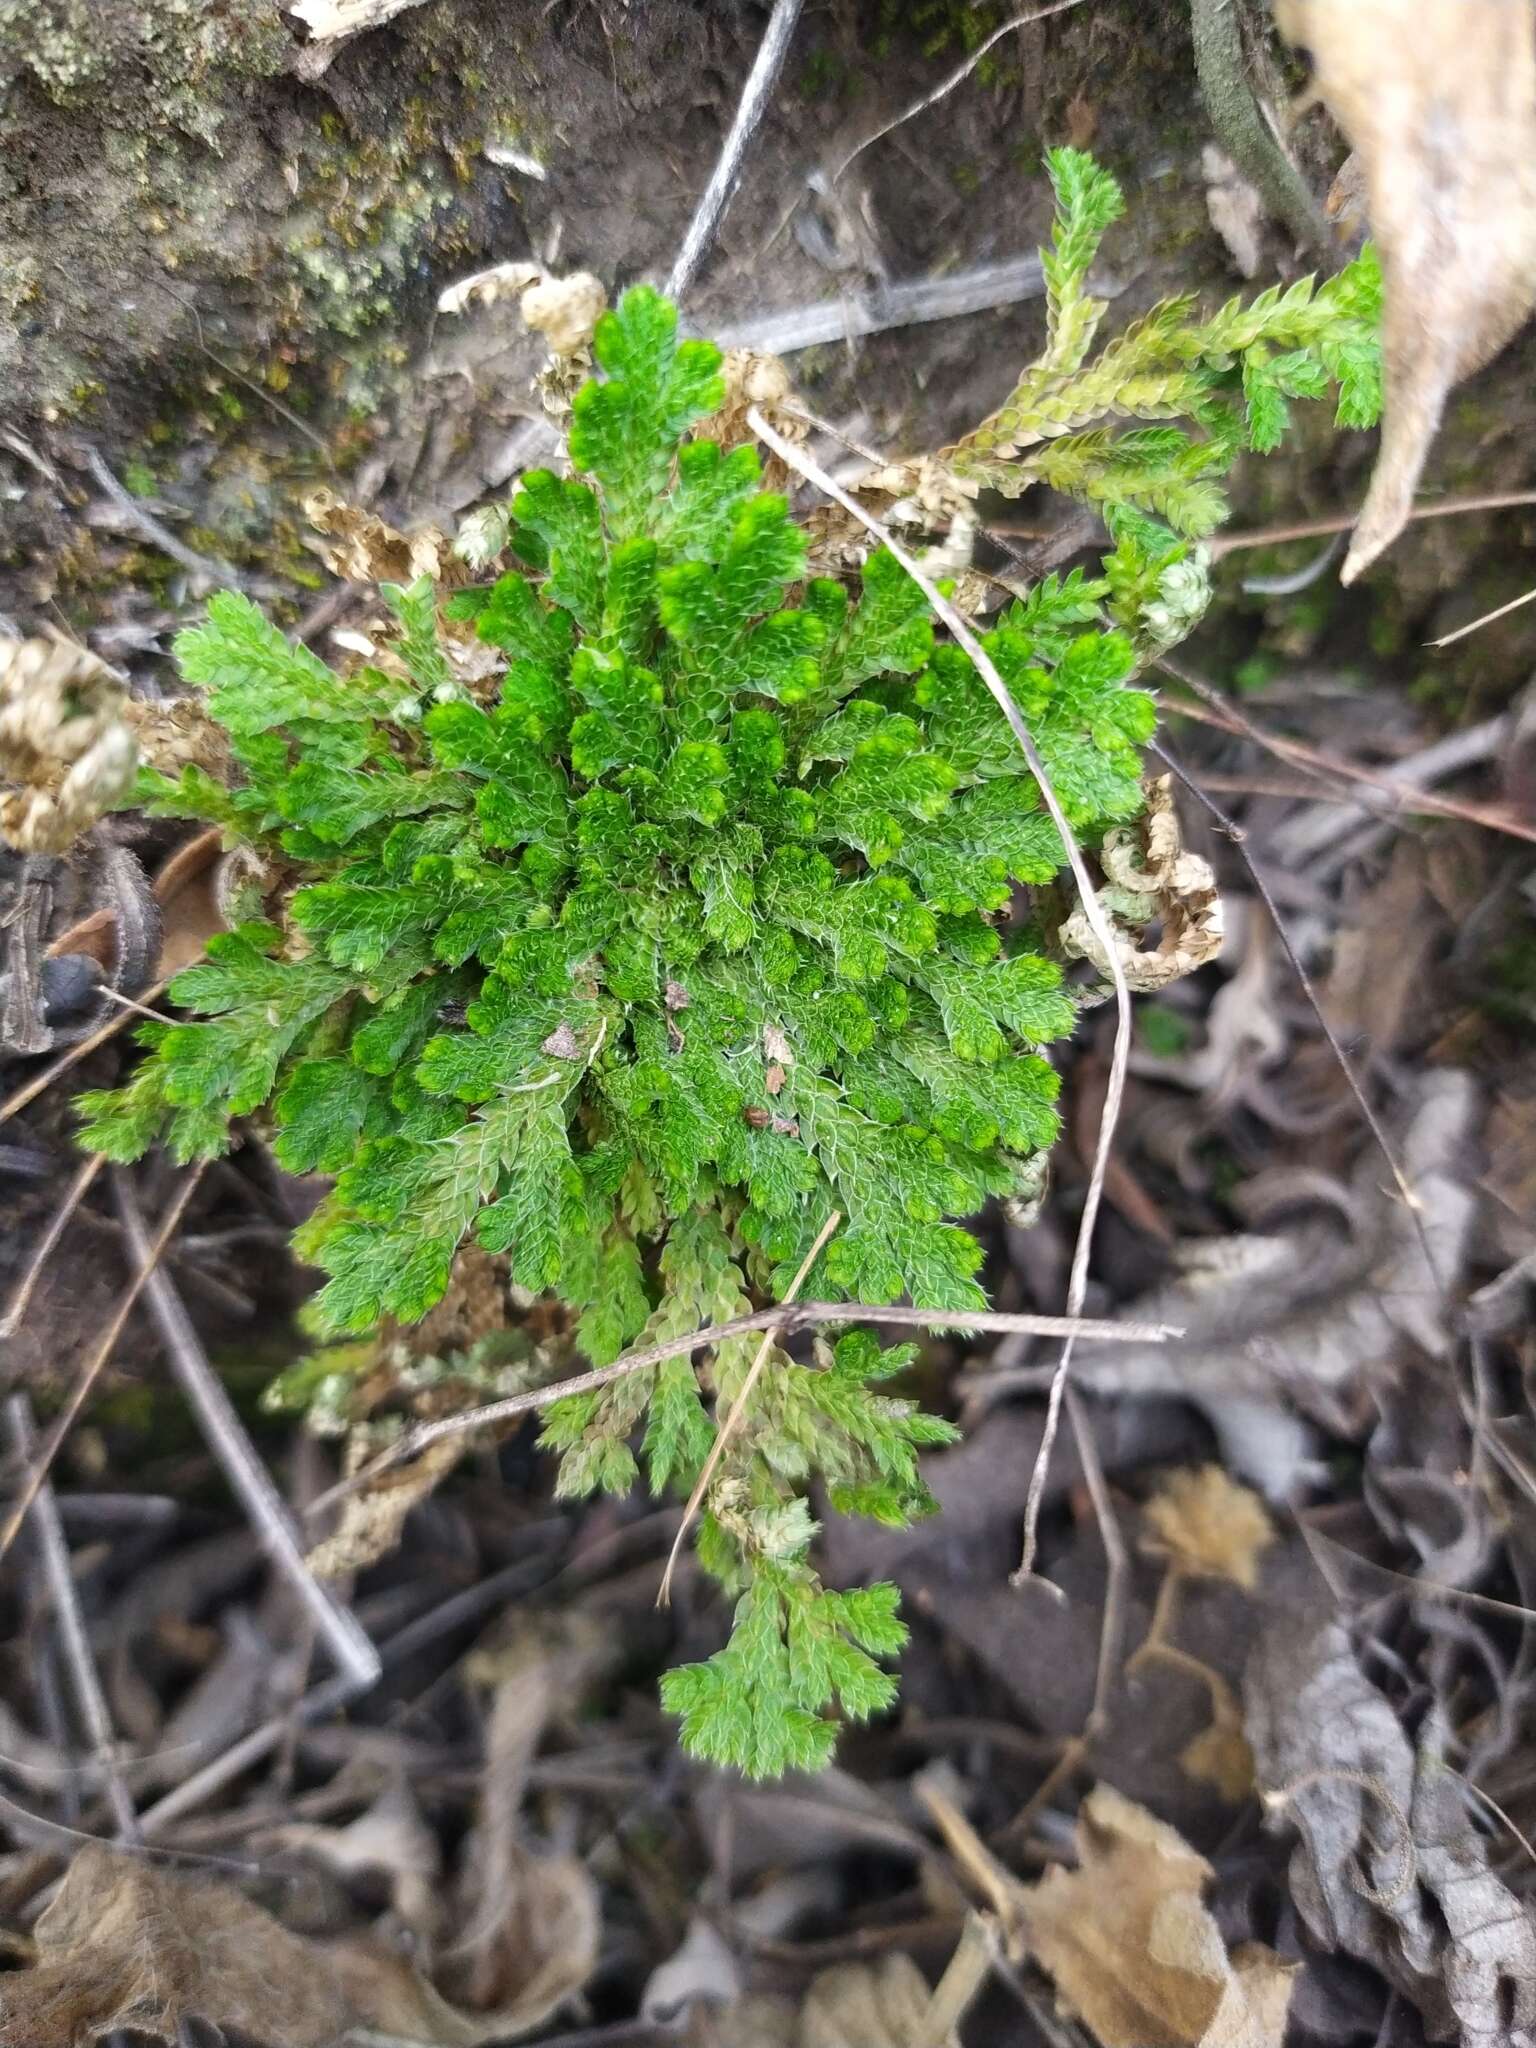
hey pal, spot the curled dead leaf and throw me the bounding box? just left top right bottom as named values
left=305, top=487, right=447, bottom=586
left=1143, top=1465, right=1275, bottom=1591
left=1246, top=1613, right=1536, bottom=2044
left=0, top=1843, right=352, bottom=2047
left=1060, top=776, right=1223, bottom=993
left=1275, top=0, right=1536, bottom=581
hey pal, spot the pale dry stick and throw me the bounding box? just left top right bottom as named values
left=830, top=0, right=1087, bottom=186
left=710, top=256, right=1049, bottom=357
left=1429, top=582, right=1536, bottom=649
left=81, top=448, right=242, bottom=591
left=3, top=1394, right=139, bottom=1844
left=656, top=1208, right=841, bottom=1607
left=743, top=407, right=1138, bottom=1591
left=0, top=974, right=172, bottom=1130
left=917, top=1909, right=997, bottom=2047
left=0, top=1163, right=204, bottom=1571
left=1064, top=1384, right=1126, bottom=1737
left=0, top=1150, right=104, bottom=1339
left=111, top=1170, right=380, bottom=1695
left=319, top=1298, right=1180, bottom=1516
left=664, top=0, right=804, bottom=301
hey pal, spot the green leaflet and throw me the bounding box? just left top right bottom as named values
left=75, top=164, right=1383, bottom=1780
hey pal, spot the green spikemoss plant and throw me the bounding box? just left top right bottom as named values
left=80, top=150, right=1381, bottom=1777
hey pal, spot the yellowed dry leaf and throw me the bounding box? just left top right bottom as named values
left=305, top=1429, right=465, bottom=1579
left=1276, top=0, right=1536, bottom=582
left=1021, top=1785, right=1298, bottom=2048
left=0, top=636, right=137, bottom=855
left=1181, top=1712, right=1258, bottom=1805
left=1143, top=1465, right=1274, bottom=1590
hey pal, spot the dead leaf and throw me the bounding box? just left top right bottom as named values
left=1275, top=0, right=1536, bottom=581
left=1144, top=1466, right=1274, bottom=1590
left=1180, top=1711, right=1256, bottom=1805
left=306, top=1433, right=466, bottom=1581
left=1060, top=777, right=1223, bottom=993
left=1020, top=1784, right=1298, bottom=2048
left=272, top=1776, right=443, bottom=1940
left=0, top=636, right=136, bottom=855
left=1245, top=1612, right=1536, bottom=2044
left=801, top=1955, right=952, bottom=2048
left=0, top=1843, right=352, bottom=2047
left=305, top=487, right=447, bottom=585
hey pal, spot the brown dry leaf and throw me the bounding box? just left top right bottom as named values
left=1246, top=1612, right=1536, bottom=2044
left=1070, top=1068, right=1477, bottom=1495
left=1144, top=1466, right=1275, bottom=1590
left=1021, top=1785, right=1298, bottom=2048
left=0, top=1843, right=352, bottom=2047
left=305, top=487, right=446, bottom=585
left=1060, top=777, right=1223, bottom=993
left=1275, top=0, right=1536, bottom=582
left=272, top=1776, right=443, bottom=1940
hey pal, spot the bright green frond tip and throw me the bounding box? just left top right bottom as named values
left=75, top=160, right=1381, bottom=1781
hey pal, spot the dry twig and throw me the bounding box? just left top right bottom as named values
left=830, top=0, right=1088, bottom=186
left=656, top=1209, right=841, bottom=1606
left=0, top=1163, right=205, bottom=1571
left=3, top=1394, right=139, bottom=1843
left=743, top=406, right=1136, bottom=1591
left=665, top=0, right=805, bottom=300
left=111, top=1171, right=380, bottom=1695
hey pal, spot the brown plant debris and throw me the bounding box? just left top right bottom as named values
left=1059, top=775, right=1223, bottom=994
left=1022, top=1784, right=1298, bottom=2048
left=1275, top=0, right=1536, bottom=582
left=0, top=637, right=136, bottom=855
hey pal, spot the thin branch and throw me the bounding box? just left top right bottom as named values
left=657, top=1208, right=841, bottom=1607
left=0, top=1163, right=205, bottom=1571
left=830, top=0, right=1087, bottom=186
left=665, top=0, right=804, bottom=301
left=111, top=1171, right=380, bottom=1696
left=1205, top=488, right=1536, bottom=559
left=709, top=255, right=1048, bottom=356
left=1159, top=658, right=1536, bottom=846
left=1065, top=1386, right=1126, bottom=1737
left=80, top=448, right=242, bottom=591
left=3, top=1394, right=140, bottom=1843
left=0, top=975, right=172, bottom=1130
left=1150, top=738, right=1448, bottom=1304
left=0, top=1150, right=105, bottom=1338
left=741, top=407, right=1139, bottom=1591
left=311, top=1298, right=1180, bottom=1516
left=1428, top=582, right=1536, bottom=650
